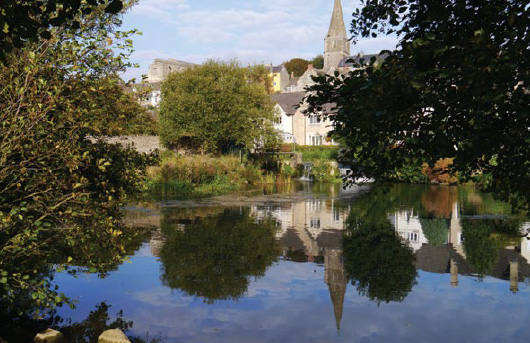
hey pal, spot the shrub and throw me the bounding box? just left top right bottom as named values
left=422, top=158, right=458, bottom=184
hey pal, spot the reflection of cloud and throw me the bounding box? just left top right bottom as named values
left=133, top=287, right=192, bottom=307
left=57, top=251, right=530, bottom=343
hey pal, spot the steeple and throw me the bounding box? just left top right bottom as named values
left=324, top=0, right=351, bottom=71
left=327, top=0, right=347, bottom=38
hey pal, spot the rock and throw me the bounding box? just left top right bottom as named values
left=98, top=329, right=131, bottom=343
left=34, top=329, right=64, bottom=343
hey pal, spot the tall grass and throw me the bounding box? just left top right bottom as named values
left=144, top=153, right=292, bottom=199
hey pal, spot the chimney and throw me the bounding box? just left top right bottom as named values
left=290, top=71, right=294, bottom=79
left=308, top=64, right=314, bottom=71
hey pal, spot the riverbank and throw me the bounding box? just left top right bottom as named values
left=143, top=150, right=342, bottom=199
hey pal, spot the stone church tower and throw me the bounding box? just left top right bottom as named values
left=324, top=0, right=351, bottom=71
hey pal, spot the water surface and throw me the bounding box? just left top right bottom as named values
left=31, top=184, right=530, bottom=342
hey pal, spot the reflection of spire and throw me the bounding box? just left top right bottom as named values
left=450, top=259, right=458, bottom=287
left=510, top=260, right=519, bottom=294
left=325, top=249, right=348, bottom=331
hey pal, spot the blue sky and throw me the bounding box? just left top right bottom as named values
left=119, top=0, right=399, bottom=80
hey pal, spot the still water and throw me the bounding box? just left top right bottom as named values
left=38, top=184, right=530, bottom=341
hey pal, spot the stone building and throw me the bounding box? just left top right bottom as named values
left=323, top=0, right=351, bottom=72
left=146, top=58, right=195, bottom=83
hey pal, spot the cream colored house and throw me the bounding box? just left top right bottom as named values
left=271, top=92, right=337, bottom=145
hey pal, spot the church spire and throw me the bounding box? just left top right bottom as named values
left=327, top=0, right=347, bottom=38
left=324, top=0, right=351, bottom=71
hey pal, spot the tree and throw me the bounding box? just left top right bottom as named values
left=159, top=60, right=279, bottom=153
left=0, top=0, right=125, bottom=62
left=284, top=58, right=310, bottom=77
left=248, top=64, right=274, bottom=95
left=306, top=0, right=530, bottom=209
left=310, top=54, right=324, bottom=70
left=0, top=1, right=155, bottom=316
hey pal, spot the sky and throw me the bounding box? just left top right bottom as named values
left=119, top=0, right=399, bottom=81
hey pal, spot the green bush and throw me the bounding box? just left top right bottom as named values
left=384, top=164, right=429, bottom=184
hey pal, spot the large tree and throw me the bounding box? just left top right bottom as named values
left=306, top=0, right=529, bottom=209
left=0, top=0, right=125, bottom=61
left=0, top=1, right=154, bottom=316
left=159, top=60, right=279, bottom=153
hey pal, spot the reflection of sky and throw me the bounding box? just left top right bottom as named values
left=55, top=243, right=530, bottom=343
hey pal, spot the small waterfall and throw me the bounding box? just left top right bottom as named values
left=299, top=162, right=314, bottom=181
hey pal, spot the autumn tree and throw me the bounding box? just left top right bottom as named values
left=284, top=58, right=310, bottom=77
left=306, top=0, right=530, bottom=209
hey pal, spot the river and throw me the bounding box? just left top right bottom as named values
left=10, top=183, right=530, bottom=342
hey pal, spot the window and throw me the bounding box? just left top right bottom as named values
left=310, top=217, right=321, bottom=228
left=333, top=209, right=341, bottom=223
left=406, top=232, right=419, bottom=242
left=309, top=115, right=321, bottom=124
left=308, top=200, right=321, bottom=212
left=309, top=135, right=322, bottom=146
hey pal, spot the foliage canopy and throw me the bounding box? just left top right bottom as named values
left=0, top=0, right=155, bottom=316
left=0, top=0, right=125, bottom=61
left=306, top=0, right=530, bottom=209
left=159, top=60, right=279, bottom=153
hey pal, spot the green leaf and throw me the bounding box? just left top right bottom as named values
left=105, top=0, right=123, bottom=13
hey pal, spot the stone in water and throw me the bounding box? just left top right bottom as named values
left=34, top=329, right=64, bottom=343
left=98, top=329, right=131, bottom=343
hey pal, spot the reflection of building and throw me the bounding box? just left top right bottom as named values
left=252, top=198, right=349, bottom=330
left=325, top=249, right=348, bottom=331
left=391, top=210, right=428, bottom=251
left=393, top=201, right=530, bottom=292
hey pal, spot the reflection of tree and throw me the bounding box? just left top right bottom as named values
left=344, top=187, right=418, bottom=304
left=0, top=302, right=158, bottom=343
left=0, top=225, right=152, bottom=318
left=343, top=220, right=417, bottom=304
left=421, top=186, right=457, bottom=218
left=462, top=219, right=520, bottom=277
left=160, top=208, right=279, bottom=303
left=419, top=218, right=449, bottom=246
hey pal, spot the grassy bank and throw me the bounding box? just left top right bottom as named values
left=294, top=145, right=339, bottom=162
left=144, top=153, right=292, bottom=199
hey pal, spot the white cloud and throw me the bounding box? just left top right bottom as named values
left=122, top=0, right=398, bottom=79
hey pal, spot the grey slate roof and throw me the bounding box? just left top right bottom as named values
left=338, top=53, right=389, bottom=68
left=288, top=77, right=300, bottom=87
left=270, top=92, right=306, bottom=115
left=271, top=65, right=284, bottom=73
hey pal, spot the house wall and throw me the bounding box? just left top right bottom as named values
left=270, top=67, right=290, bottom=93
left=273, top=104, right=294, bottom=143
left=305, top=114, right=336, bottom=146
